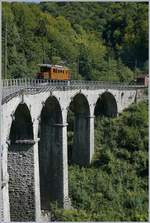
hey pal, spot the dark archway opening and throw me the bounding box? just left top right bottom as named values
left=38, top=96, right=63, bottom=212
left=94, top=92, right=118, bottom=165
left=8, top=103, right=34, bottom=222
left=94, top=92, right=117, bottom=118
left=67, top=108, right=74, bottom=165
left=67, top=94, right=90, bottom=166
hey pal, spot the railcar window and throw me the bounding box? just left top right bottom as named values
left=41, top=67, right=49, bottom=72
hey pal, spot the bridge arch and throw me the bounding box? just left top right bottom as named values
left=94, top=91, right=118, bottom=117
left=68, top=93, right=90, bottom=114
left=9, top=103, right=33, bottom=143
left=8, top=103, right=35, bottom=221
left=67, top=93, right=91, bottom=165
left=38, top=96, right=64, bottom=212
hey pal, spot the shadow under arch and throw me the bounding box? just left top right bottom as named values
left=8, top=103, right=35, bottom=221
left=94, top=92, right=118, bottom=117
left=67, top=93, right=90, bottom=166
left=38, top=96, right=63, bottom=212
left=9, top=103, right=33, bottom=143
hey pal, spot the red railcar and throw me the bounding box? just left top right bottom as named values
left=136, top=75, right=149, bottom=86
left=37, top=64, right=71, bottom=80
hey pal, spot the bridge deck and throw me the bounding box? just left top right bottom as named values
left=2, top=78, right=146, bottom=104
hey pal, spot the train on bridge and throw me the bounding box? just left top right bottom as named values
left=129, top=75, right=148, bottom=87
left=36, top=64, right=148, bottom=87
left=36, top=64, right=71, bottom=81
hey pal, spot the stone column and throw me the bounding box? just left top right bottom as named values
left=53, top=123, right=70, bottom=209
left=33, top=120, right=41, bottom=221
left=87, top=115, right=95, bottom=163
left=39, top=118, right=70, bottom=210
left=72, top=114, right=95, bottom=166
left=0, top=78, right=2, bottom=221
left=2, top=142, right=10, bottom=222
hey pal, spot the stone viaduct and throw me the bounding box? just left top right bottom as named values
left=0, top=79, right=146, bottom=222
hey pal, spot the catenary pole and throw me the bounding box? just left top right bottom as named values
left=0, top=0, right=3, bottom=220
left=4, top=21, right=7, bottom=79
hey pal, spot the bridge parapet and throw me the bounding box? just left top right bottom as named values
left=2, top=78, right=146, bottom=104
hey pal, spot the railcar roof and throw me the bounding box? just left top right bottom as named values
left=38, top=64, right=69, bottom=69
left=38, top=64, right=52, bottom=68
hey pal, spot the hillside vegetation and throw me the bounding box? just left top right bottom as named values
left=51, top=101, right=148, bottom=221
left=2, top=2, right=148, bottom=80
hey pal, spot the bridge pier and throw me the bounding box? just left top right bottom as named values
left=38, top=109, right=70, bottom=211
left=88, top=115, right=95, bottom=163
left=7, top=103, right=36, bottom=222
left=60, top=122, right=70, bottom=209
left=33, top=138, right=42, bottom=221
left=8, top=141, right=36, bottom=221
left=1, top=143, right=10, bottom=222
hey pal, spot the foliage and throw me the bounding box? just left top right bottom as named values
left=2, top=2, right=148, bottom=80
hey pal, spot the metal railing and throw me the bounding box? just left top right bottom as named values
left=2, top=78, right=147, bottom=104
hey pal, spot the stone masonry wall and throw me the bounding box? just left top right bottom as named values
left=8, top=144, right=35, bottom=221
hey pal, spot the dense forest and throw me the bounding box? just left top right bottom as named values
left=2, top=2, right=148, bottom=81
left=51, top=101, right=148, bottom=221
